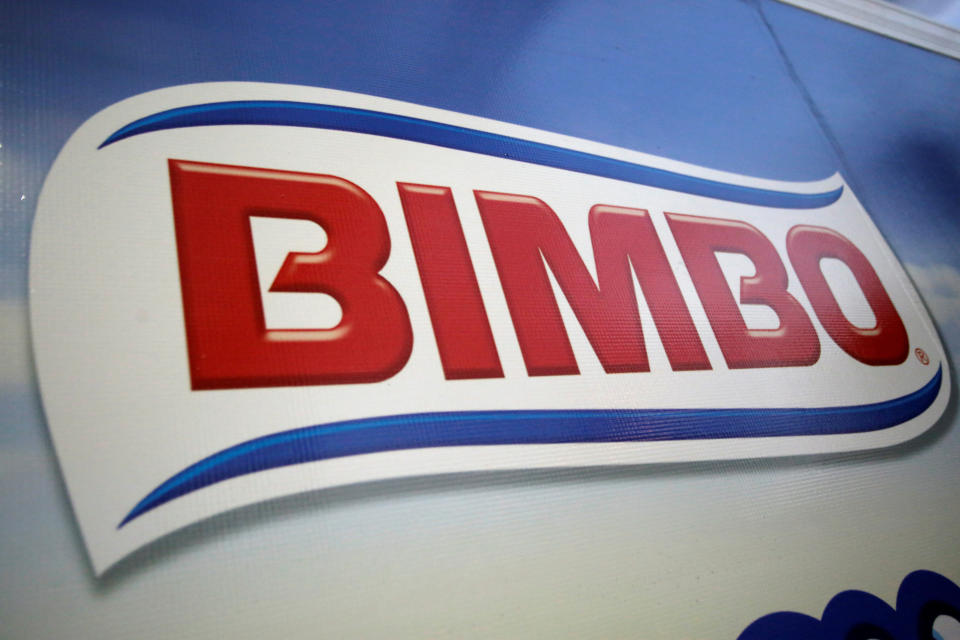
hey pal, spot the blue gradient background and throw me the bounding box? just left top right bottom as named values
left=1, top=1, right=959, bottom=638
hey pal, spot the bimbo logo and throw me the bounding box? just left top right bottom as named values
left=167, top=160, right=907, bottom=389
left=29, top=84, right=948, bottom=572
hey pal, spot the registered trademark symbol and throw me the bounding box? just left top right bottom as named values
left=915, top=348, right=930, bottom=365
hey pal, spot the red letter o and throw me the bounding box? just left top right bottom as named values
left=787, top=225, right=907, bottom=366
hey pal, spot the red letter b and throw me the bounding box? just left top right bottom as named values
left=169, top=160, right=412, bottom=389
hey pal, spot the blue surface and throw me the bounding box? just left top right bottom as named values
left=1, top=0, right=843, bottom=300
left=2, top=0, right=837, bottom=176
left=760, top=0, right=960, bottom=268
left=101, top=101, right=842, bottom=208
left=120, top=366, right=941, bottom=526
left=4, top=2, right=958, bottom=299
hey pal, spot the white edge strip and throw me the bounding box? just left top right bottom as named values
left=777, top=0, right=960, bottom=60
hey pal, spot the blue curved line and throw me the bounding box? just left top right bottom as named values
left=99, top=100, right=843, bottom=209
left=120, top=366, right=940, bottom=527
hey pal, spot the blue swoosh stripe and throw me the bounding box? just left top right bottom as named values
left=99, top=100, right=843, bottom=209
left=120, top=366, right=940, bottom=527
